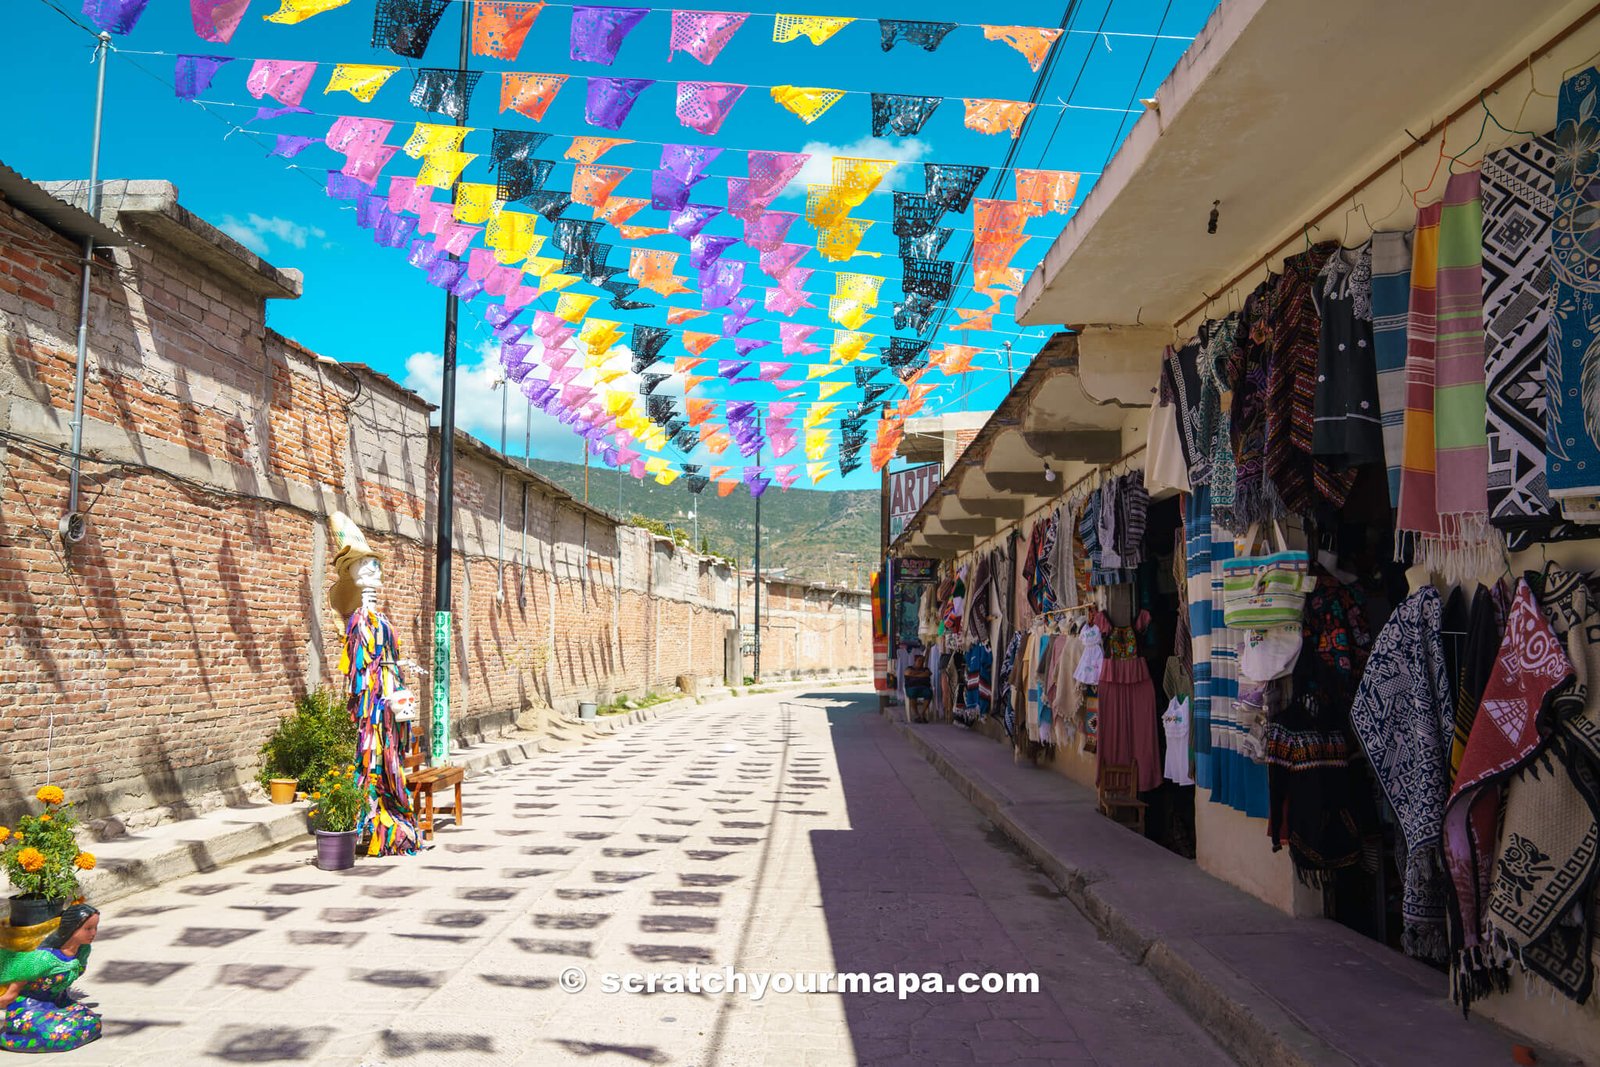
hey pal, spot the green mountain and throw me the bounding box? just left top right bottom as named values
left=527, top=458, right=880, bottom=587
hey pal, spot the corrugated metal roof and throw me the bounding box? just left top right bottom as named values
left=0, top=161, right=127, bottom=247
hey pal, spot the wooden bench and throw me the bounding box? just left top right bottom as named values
left=1096, top=762, right=1147, bottom=836
left=402, top=742, right=465, bottom=840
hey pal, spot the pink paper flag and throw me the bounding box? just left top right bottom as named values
left=779, top=322, right=821, bottom=356
left=247, top=59, right=317, bottom=108
left=668, top=10, right=748, bottom=63
left=676, top=81, right=745, bottom=135
left=758, top=362, right=791, bottom=381
left=192, top=0, right=251, bottom=43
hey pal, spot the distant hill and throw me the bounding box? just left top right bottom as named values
left=527, top=458, right=880, bottom=588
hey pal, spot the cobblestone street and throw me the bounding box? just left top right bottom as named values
left=67, top=690, right=1231, bottom=1066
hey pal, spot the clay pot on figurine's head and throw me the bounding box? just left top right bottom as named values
left=328, top=511, right=382, bottom=618
left=390, top=687, right=418, bottom=724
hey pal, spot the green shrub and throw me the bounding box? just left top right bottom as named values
left=256, top=688, right=357, bottom=793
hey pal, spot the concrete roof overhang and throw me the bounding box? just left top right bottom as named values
left=1016, top=0, right=1598, bottom=331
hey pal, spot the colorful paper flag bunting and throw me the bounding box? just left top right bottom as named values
left=981, top=25, right=1063, bottom=72
left=772, top=13, right=853, bottom=45
left=770, top=85, right=845, bottom=124
left=669, top=10, right=748, bottom=63
left=963, top=98, right=1035, bottom=139
left=262, top=0, right=347, bottom=25
left=192, top=0, right=251, bottom=42
left=570, top=5, right=649, bottom=65
left=472, top=1, right=545, bottom=59
left=500, top=72, right=567, bottom=120
left=676, top=81, right=746, bottom=135
left=566, top=136, right=632, bottom=163
left=586, top=77, right=655, bottom=129
left=325, top=64, right=399, bottom=102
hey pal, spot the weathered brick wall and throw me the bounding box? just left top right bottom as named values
left=0, top=186, right=870, bottom=823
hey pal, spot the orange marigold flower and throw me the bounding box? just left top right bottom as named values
left=39, top=814, right=51, bottom=823
left=0, top=827, right=10, bottom=844
left=35, top=786, right=64, bottom=806
left=73, top=852, right=95, bottom=871
left=17, top=847, right=45, bottom=872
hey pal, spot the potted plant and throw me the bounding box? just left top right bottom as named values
left=256, top=688, right=357, bottom=804
left=308, top=766, right=363, bottom=871
left=1, top=786, right=95, bottom=928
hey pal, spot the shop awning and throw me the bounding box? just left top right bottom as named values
left=1016, top=0, right=1594, bottom=331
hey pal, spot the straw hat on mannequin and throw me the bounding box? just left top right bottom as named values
left=328, top=511, right=382, bottom=618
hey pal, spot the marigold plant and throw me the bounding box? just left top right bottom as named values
left=307, top=769, right=362, bottom=835
left=1, top=787, right=88, bottom=902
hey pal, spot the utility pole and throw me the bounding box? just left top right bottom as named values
left=1004, top=340, right=1014, bottom=390
left=429, top=0, right=472, bottom=766
left=495, top=376, right=507, bottom=600
left=753, top=411, right=762, bottom=683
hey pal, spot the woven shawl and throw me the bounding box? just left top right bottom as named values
left=1371, top=231, right=1413, bottom=509
left=1450, top=584, right=1506, bottom=785
left=1398, top=203, right=1443, bottom=553
left=1350, top=585, right=1453, bottom=960
left=1433, top=170, right=1498, bottom=580
left=1443, top=580, right=1572, bottom=1008
left=1230, top=277, right=1282, bottom=528
left=1548, top=67, right=1600, bottom=501
left=1204, top=316, right=1241, bottom=530
left=1485, top=566, right=1600, bottom=1003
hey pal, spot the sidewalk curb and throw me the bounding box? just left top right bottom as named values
left=83, top=679, right=863, bottom=908
left=891, top=718, right=1345, bottom=1067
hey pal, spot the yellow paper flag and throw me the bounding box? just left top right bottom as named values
left=834, top=272, right=885, bottom=305
left=579, top=319, right=625, bottom=357
left=603, top=389, right=633, bottom=416
left=832, top=158, right=895, bottom=206
left=486, top=211, right=538, bottom=263
left=772, top=14, right=853, bottom=45
left=830, top=330, right=871, bottom=363
left=770, top=85, right=846, bottom=124
left=805, top=185, right=854, bottom=230
left=542, top=273, right=580, bottom=292
left=818, top=220, right=879, bottom=262
left=806, top=362, right=841, bottom=380
left=324, top=64, right=398, bottom=103
left=804, top=403, right=837, bottom=429
left=594, top=367, right=628, bottom=385
left=817, top=380, right=848, bottom=401
left=416, top=151, right=477, bottom=190
left=454, top=182, right=499, bottom=223
left=403, top=123, right=472, bottom=161
left=263, top=0, right=349, bottom=24
left=524, top=255, right=564, bottom=278
left=827, top=299, right=872, bottom=330
left=804, top=429, right=832, bottom=461
left=556, top=292, right=599, bottom=323
left=806, top=461, right=834, bottom=484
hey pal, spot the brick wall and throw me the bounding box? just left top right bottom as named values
left=0, top=182, right=869, bottom=823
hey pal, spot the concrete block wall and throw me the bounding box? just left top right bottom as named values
left=0, top=182, right=869, bottom=823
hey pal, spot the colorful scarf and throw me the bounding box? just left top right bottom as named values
left=1443, top=580, right=1572, bottom=1008
left=1485, top=567, right=1600, bottom=1003
left=1397, top=203, right=1443, bottom=554
left=1229, top=277, right=1281, bottom=527
left=1204, top=315, right=1241, bottom=530
left=1371, top=231, right=1413, bottom=509
left=1349, top=586, right=1452, bottom=961
left=1547, top=67, right=1600, bottom=502
left=1433, top=170, right=1499, bottom=579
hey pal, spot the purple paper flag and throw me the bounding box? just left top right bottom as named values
left=779, top=322, right=821, bottom=356
left=668, top=203, right=722, bottom=238
left=270, top=134, right=318, bottom=159
left=650, top=171, right=693, bottom=212
left=407, top=239, right=443, bottom=271
left=191, top=0, right=250, bottom=42
left=355, top=191, right=388, bottom=228
left=699, top=260, right=745, bottom=309
left=726, top=400, right=755, bottom=421
left=743, top=210, right=798, bottom=253
left=668, top=10, right=748, bottom=64
left=375, top=211, right=418, bottom=248
left=428, top=258, right=467, bottom=290
left=661, top=143, right=721, bottom=185
left=256, top=104, right=311, bottom=121
left=734, top=339, right=772, bottom=358
left=82, top=0, right=150, bottom=35
left=175, top=55, right=232, bottom=101
left=744, top=472, right=771, bottom=498
left=247, top=59, right=317, bottom=108
left=722, top=298, right=759, bottom=336
left=689, top=234, right=739, bottom=270
left=570, top=6, right=649, bottom=65
left=585, top=77, right=655, bottom=130
left=718, top=360, right=751, bottom=380
left=676, top=82, right=745, bottom=135
left=494, top=321, right=529, bottom=347
left=484, top=303, right=525, bottom=328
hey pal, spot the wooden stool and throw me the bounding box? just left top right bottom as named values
left=1096, top=762, right=1147, bottom=836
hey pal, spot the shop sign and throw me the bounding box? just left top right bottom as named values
left=889, top=462, right=942, bottom=539
left=895, top=557, right=937, bottom=583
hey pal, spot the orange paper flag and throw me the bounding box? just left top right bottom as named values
left=472, top=2, right=545, bottom=59
left=687, top=398, right=716, bottom=426
left=617, top=225, right=670, bottom=239
left=683, top=331, right=721, bottom=356
left=685, top=374, right=714, bottom=392
left=667, top=307, right=707, bottom=325
left=500, top=72, right=567, bottom=121
left=705, top=432, right=732, bottom=455
left=936, top=344, right=979, bottom=374
left=629, top=248, right=691, bottom=296
left=716, top=478, right=739, bottom=496
left=598, top=196, right=650, bottom=225
left=1015, top=169, right=1080, bottom=216
left=709, top=466, right=731, bottom=480
left=674, top=356, right=705, bottom=374
left=950, top=306, right=996, bottom=332
left=963, top=98, right=1035, bottom=139
left=572, top=164, right=631, bottom=208
left=565, top=136, right=632, bottom=163
left=981, top=25, right=1062, bottom=71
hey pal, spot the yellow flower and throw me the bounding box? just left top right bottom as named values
left=17, top=847, right=44, bottom=872
left=35, top=786, right=64, bottom=806
left=309, top=808, right=319, bottom=816
left=311, top=792, right=321, bottom=799
left=73, top=852, right=95, bottom=871
left=0, top=827, right=10, bottom=844
left=39, top=814, right=51, bottom=823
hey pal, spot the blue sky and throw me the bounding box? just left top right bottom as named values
left=4, top=0, right=1214, bottom=490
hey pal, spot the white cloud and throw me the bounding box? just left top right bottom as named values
left=780, top=136, right=933, bottom=199
left=218, top=213, right=327, bottom=255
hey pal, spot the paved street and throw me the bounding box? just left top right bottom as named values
left=70, top=689, right=1233, bottom=1066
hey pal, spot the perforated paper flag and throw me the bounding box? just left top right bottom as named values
left=416, top=151, right=477, bottom=188
left=473, top=1, right=544, bottom=59
left=586, top=77, right=655, bottom=129
left=500, top=72, right=567, bottom=120
left=770, top=85, right=845, bottom=124
left=175, top=55, right=232, bottom=101
left=572, top=163, right=630, bottom=207
left=412, top=68, right=482, bottom=121
left=669, top=10, right=748, bottom=63
left=878, top=19, right=955, bottom=52
left=981, top=25, right=1063, bottom=71
left=566, top=136, right=632, bottom=163
left=261, top=0, right=347, bottom=25
left=570, top=6, right=649, bottom=65
left=373, top=0, right=451, bottom=58
left=772, top=13, right=852, bottom=44
left=326, top=64, right=399, bottom=102
left=677, top=82, right=745, bottom=135
left=830, top=331, right=870, bottom=363
left=403, top=122, right=472, bottom=160
left=964, top=98, right=1035, bottom=139
left=817, top=219, right=878, bottom=261
left=1015, top=169, right=1081, bottom=216
left=248, top=60, right=318, bottom=108
left=780, top=323, right=821, bottom=356
left=667, top=307, right=706, bottom=325
left=870, top=93, right=940, bottom=137
left=192, top=0, right=251, bottom=42
left=84, top=0, right=152, bottom=34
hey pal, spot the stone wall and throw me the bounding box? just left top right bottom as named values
left=0, top=179, right=869, bottom=823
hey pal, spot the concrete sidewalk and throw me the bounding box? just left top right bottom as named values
left=78, top=676, right=865, bottom=906
left=891, top=717, right=1559, bottom=1067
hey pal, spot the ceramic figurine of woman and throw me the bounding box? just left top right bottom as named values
left=0, top=905, right=101, bottom=1053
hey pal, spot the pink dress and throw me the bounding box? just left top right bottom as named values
left=1094, top=610, right=1163, bottom=793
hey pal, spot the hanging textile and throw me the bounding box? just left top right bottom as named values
left=878, top=19, right=956, bottom=52
left=1371, top=230, right=1413, bottom=509
left=500, top=72, right=567, bottom=120
left=771, top=85, right=846, bottom=124
left=326, top=63, right=398, bottom=102
left=1444, top=580, right=1572, bottom=1009
left=772, top=13, right=853, bottom=45
left=373, top=0, right=450, bottom=58
left=1548, top=66, right=1600, bottom=503
left=586, top=77, right=655, bottom=129
left=1433, top=170, right=1497, bottom=578
left=669, top=10, right=748, bottom=63
left=963, top=98, right=1034, bottom=139
left=676, top=81, right=745, bottom=135
left=411, top=68, right=482, bottom=121
left=1201, top=316, right=1240, bottom=531
left=1482, top=136, right=1587, bottom=544
left=870, top=93, right=941, bottom=138
left=473, top=2, right=544, bottom=59
left=570, top=5, right=649, bottom=65
left=1397, top=204, right=1443, bottom=552
left=1349, top=586, right=1452, bottom=962
left=192, top=0, right=250, bottom=43
left=1229, top=278, right=1280, bottom=527
left=262, top=0, right=345, bottom=25
left=1311, top=243, right=1384, bottom=471
left=981, top=24, right=1062, bottom=71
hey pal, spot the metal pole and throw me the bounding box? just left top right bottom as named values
left=583, top=443, right=590, bottom=502
left=1003, top=340, right=1014, bottom=390
left=429, top=0, right=472, bottom=766
left=524, top=399, right=532, bottom=464
left=753, top=413, right=762, bottom=682
left=496, top=378, right=507, bottom=599
left=64, top=31, right=111, bottom=544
